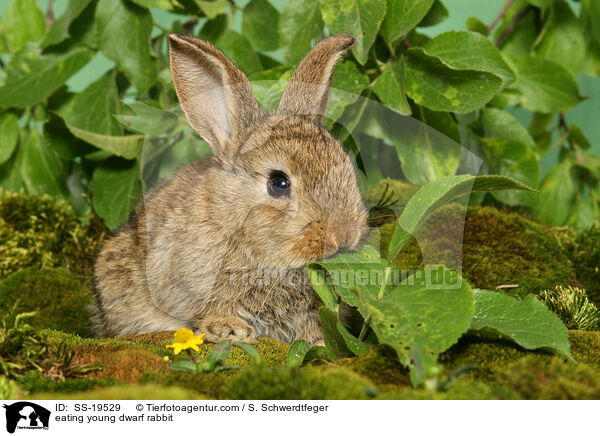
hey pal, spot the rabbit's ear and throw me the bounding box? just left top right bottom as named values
left=278, top=34, right=355, bottom=121
left=169, top=34, right=261, bottom=161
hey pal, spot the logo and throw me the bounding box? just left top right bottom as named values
left=2, top=402, right=50, bottom=433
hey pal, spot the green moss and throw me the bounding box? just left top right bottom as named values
left=0, top=267, right=94, bottom=337
left=226, top=366, right=378, bottom=400
left=17, top=371, right=115, bottom=394
left=380, top=205, right=578, bottom=299
left=0, top=190, right=106, bottom=281
left=540, top=286, right=600, bottom=331
left=568, top=226, right=600, bottom=306
left=141, top=371, right=229, bottom=399
left=29, top=384, right=204, bottom=400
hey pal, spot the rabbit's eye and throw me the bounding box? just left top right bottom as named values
left=267, top=171, right=291, bottom=198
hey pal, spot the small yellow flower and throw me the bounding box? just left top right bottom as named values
left=163, top=356, right=170, bottom=361
left=165, top=328, right=205, bottom=355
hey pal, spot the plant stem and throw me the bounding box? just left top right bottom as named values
left=358, top=315, right=370, bottom=342
left=495, top=6, right=534, bottom=48
left=357, top=266, right=392, bottom=342
left=488, top=0, right=516, bottom=33
left=558, top=112, right=575, bottom=149
left=46, top=0, right=54, bottom=27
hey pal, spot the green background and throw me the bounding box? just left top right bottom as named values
left=1, top=0, right=597, bottom=174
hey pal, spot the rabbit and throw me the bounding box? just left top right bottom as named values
left=93, top=33, right=369, bottom=345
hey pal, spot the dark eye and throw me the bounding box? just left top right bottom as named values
left=267, top=171, right=291, bottom=198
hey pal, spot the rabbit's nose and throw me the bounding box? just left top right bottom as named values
left=324, top=221, right=367, bottom=256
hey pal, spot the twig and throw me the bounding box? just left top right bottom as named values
left=488, top=0, right=516, bottom=33
left=182, top=18, right=198, bottom=36
left=495, top=6, right=533, bottom=48
left=46, top=0, right=55, bottom=27
left=402, top=36, right=411, bottom=49
left=558, top=112, right=575, bottom=149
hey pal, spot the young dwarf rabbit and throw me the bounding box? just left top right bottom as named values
left=94, top=33, right=369, bottom=345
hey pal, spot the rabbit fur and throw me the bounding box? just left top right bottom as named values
left=93, top=33, right=369, bottom=345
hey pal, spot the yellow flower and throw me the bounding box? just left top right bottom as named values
left=165, top=328, right=205, bottom=355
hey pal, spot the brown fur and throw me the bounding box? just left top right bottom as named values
left=94, top=34, right=368, bottom=345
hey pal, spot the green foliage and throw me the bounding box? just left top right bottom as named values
left=305, top=174, right=570, bottom=387
left=566, top=226, right=600, bottom=306
left=226, top=366, right=377, bottom=400
left=0, top=190, right=105, bottom=280
left=0, top=0, right=595, bottom=230
left=540, top=286, right=600, bottom=331
left=0, top=306, right=47, bottom=378
left=0, top=267, right=95, bottom=337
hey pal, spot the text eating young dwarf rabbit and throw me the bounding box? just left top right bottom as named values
left=94, top=34, right=369, bottom=345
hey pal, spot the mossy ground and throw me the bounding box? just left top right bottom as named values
left=1, top=190, right=599, bottom=400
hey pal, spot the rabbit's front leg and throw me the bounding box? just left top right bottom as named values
left=196, top=316, right=258, bottom=344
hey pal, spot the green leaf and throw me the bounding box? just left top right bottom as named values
left=41, top=0, right=93, bottom=48
left=404, top=47, right=503, bottom=113
left=388, top=175, right=536, bottom=260
left=0, top=137, right=25, bottom=191
left=0, top=46, right=93, bottom=109
left=569, top=124, right=591, bottom=150
left=534, top=1, right=585, bottom=78
left=317, top=244, right=387, bottom=311
left=64, top=124, right=143, bottom=160
left=536, top=158, right=575, bottom=226
left=287, top=339, right=310, bottom=366
left=524, top=0, right=555, bottom=7
left=479, top=138, right=540, bottom=206
left=65, top=73, right=122, bottom=137
left=89, top=160, right=142, bottom=230
left=319, top=0, right=387, bottom=65
left=304, top=345, right=336, bottom=362
left=279, top=0, right=323, bottom=65
left=4, top=0, right=46, bottom=53
left=336, top=320, right=370, bottom=355
left=169, top=360, right=198, bottom=372
left=470, top=289, right=571, bottom=359
left=509, top=56, right=583, bottom=113
left=418, top=0, right=448, bottom=27
left=362, top=266, right=474, bottom=387
left=380, top=0, right=434, bottom=45
left=0, top=113, right=19, bottom=165
left=400, top=104, right=461, bottom=184
left=308, top=264, right=338, bottom=311
left=319, top=307, right=352, bottom=358
left=423, top=31, right=516, bottom=87
left=481, top=107, right=536, bottom=150
left=21, top=130, right=70, bottom=201
left=115, top=102, right=179, bottom=136
left=326, top=61, right=370, bottom=122
left=233, top=342, right=263, bottom=365
left=207, top=340, right=232, bottom=366
left=372, top=59, right=411, bottom=115
left=466, top=16, right=489, bottom=36
left=96, top=0, right=156, bottom=93
left=242, top=0, right=280, bottom=52
left=200, top=18, right=263, bottom=75
left=581, top=0, right=600, bottom=47
left=195, top=0, right=229, bottom=18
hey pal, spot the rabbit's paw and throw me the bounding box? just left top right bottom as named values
left=196, top=317, right=258, bottom=344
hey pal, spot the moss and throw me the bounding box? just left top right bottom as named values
left=567, top=225, right=600, bottom=306
left=0, top=190, right=106, bottom=281
left=29, top=384, right=204, bottom=400
left=339, top=345, right=410, bottom=389
left=379, top=205, right=578, bottom=299
left=226, top=365, right=378, bottom=400
left=17, top=371, right=115, bottom=394
left=497, top=356, right=600, bottom=399
left=539, top=286, right=600, bottom=331
left=0, top=267, right=94, bottom=337
left=141, top=371, right=229, bottom=399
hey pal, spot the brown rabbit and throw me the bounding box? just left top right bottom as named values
left=93, top=34, right=369, bottom=345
